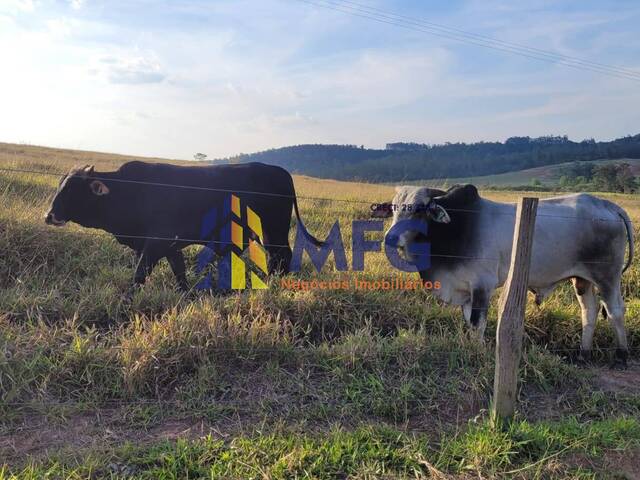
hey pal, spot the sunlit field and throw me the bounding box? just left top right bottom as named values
left=1, top=143, right=640, bottom=478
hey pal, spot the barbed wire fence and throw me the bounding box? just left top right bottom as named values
left=1, top=165, right=638, bottom=312
left=1, top=164, right=636, bottom=291
left=0, top=164, right=638, bottom=425
left=1, top=166, right=637, bottom=221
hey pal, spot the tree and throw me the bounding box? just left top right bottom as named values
left=593, top=163, right=638, bottom=193
left=194, top=153, right=207, bottom=161
left=593, top=164, right=619, bottom=191
left=616, top=163, right=638, bottom=193
left=560, top=161, right=594, bottom=181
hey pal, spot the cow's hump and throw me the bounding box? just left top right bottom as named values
left=438, top=184, right=480, bottom=208
left=117, top=161, right=150, bottom=177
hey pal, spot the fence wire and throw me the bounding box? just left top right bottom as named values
left=1, top=164, right=638, bottom=388
left=0, top=166, right=635, bottom=268
left=0, top=166, right=634, bottom=223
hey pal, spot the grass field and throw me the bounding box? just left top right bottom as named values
left=1, top=143, right=640, bottom=479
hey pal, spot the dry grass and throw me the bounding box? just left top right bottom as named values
left=1, top=142, right=639, bottom=478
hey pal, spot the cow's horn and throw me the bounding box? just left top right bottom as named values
left=81, top=165, right=95, bottom=177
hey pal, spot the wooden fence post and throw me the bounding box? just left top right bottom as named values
left=491, top=197, right=538, bottom=426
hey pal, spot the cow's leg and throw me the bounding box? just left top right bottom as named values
left=462, top=304, right=471, bottom=325
left=124, top=248, right=160, bottom=301
left=599, top=283, right=628, bottom=369
left=266, top=246, right=292, bottom=275
left=463, top=287, right=491, bottom=341
left=572, top=277, right=598, bottom=362
left=167, top=250, right=189, bottom=292
left=195, top=245, right=219, bottom=291
left=133, top=248, right=160, bottom=287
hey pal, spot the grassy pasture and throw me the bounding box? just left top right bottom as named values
left=1, top=143, right=640, bottom=478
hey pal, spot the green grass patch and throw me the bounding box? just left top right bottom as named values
left=4, top=418, right=640, bottom=479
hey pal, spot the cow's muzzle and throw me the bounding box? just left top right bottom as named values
left=384, top=233, right=411, bottom=261
left=385, top=232, right=400, bottom=248
left=45, top=212, right=66, bottom=226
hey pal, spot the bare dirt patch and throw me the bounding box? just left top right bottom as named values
left=0, top=411, right=233, bottom=465
left=604, top=448, right=640, bottom=479
left=593, top=360, right=640, bottom=395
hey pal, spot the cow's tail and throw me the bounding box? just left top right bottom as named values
left=599, top=204, right=633, bottom=321
left=611, top=204, right=634, bottom=273
left=289, top=177, right=325, bottom=247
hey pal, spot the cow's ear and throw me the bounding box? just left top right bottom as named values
left=429, top=203, right=450, bottom=223
left=90, top=180, right=110, bottom=196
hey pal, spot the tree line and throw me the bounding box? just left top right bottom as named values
left=557, top=161, right=637, bottom=193
left=216, top=134, right=640, bottom=183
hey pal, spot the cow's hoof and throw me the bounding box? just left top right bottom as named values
left=565, top=349, right=590, bottom=367
left=610, top=349, right=628, bottom=370
left=578, top=349, right=592, bottom=364
left=123, top=289, right=134, bottom=302
left=469, top=331, right=486, bottom=345
left=124, top=283, right=143, bottom=302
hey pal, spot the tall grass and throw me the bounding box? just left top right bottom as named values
left=1, top=142, right=639, bottom=476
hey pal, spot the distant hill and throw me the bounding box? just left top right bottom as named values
left=410, top=158, right=640, bottom=189
left=221, top=144, right=390, bottom=179
left=220, top=134, right=640, bottom=183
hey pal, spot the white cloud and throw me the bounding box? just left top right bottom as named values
left=92, top=54, right=166, bottom=85
left=69, top=0, right=85, bottom=10
left=0, top=0, right=638, bottom=159
left=46, top=18, right=72, bottom=37
left=306, top=49, right=451, bottom=110
left=0, top=0, right=36, bottom=13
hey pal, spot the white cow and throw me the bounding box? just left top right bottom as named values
left=376, top=184, right=634, bottom=367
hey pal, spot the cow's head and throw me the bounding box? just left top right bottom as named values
left=373, top=186, right=449, bottom=262
left=45, top=165, right=110, bottom=227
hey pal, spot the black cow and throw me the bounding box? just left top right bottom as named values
left=45, top=161, right=322, bottom=291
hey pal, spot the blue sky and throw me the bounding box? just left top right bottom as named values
left=1, top=0, right=639, bottom=159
